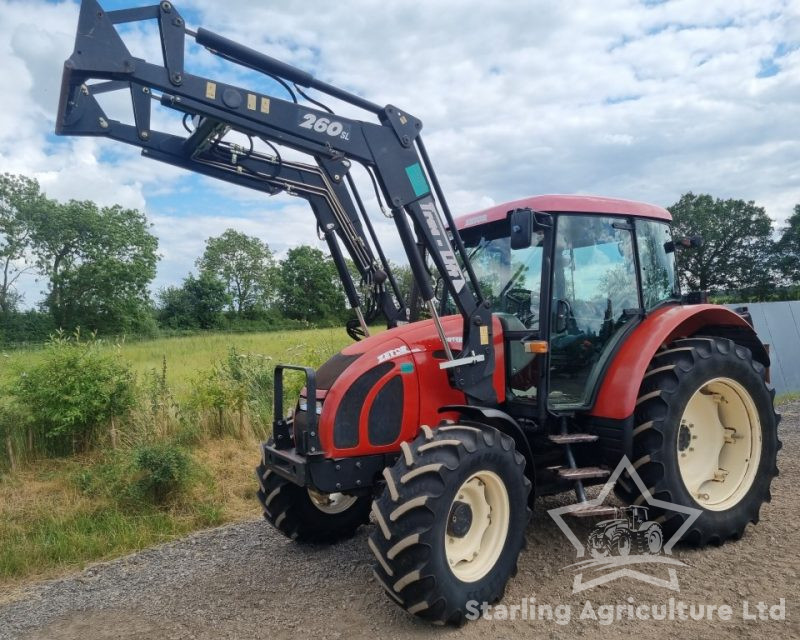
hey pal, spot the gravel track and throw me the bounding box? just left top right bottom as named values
left=1, top=404, right=798, bottom=640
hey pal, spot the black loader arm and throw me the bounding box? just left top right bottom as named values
left=56, top=0, right=496, bottom=403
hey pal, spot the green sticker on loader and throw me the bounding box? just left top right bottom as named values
left=400, top=362, right=414, bottom=374
left=405, top=163, right=430, bottom=197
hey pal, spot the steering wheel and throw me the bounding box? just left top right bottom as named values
left=503, top=288, right=538, bottom=328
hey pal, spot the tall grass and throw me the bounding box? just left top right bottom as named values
left=0, top=328, right=351, bottom=470
left=0, top=327, right=352, bottom=584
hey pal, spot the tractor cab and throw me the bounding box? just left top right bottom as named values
left=623, top=505, right=650, bottom=528
left=450, top=195, right=679, bottom=412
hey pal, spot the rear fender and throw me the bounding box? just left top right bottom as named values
left=591, top=304, right=767, bottom=420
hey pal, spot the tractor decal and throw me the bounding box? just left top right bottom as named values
left=588, top=506, right=664, bottom=558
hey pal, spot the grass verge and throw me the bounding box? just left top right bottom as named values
left=0, top=438, right=261, bottom=589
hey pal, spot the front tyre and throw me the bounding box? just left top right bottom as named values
left=613, top=530, right=632, bottom=556
left=589, top=531, right=609, bottom=558
left=255, top=458, right=371, bottom=544
left=368, top=424, right=531, bottom=626
left=616, top=337, right=781, bottom=546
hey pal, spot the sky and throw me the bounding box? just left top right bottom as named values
left=0, top=0, right=798, bottom=307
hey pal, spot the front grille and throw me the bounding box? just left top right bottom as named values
left=293, top=406, right=310, bottom=454
left=368, top=375, right=403, bottom=445
left=333, top=362, right=393, bottom=449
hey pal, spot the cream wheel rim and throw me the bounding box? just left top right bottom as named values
left=677, top=377, right=762, bottom=511
left=307, top=489, right=358, bottom=514
left=444, top=470, right=510, bottom=583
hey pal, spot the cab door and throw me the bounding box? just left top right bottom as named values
left=547, top=215, right=640, bottom=409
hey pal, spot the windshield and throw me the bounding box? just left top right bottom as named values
left=452, top=221, right=544, bottom=331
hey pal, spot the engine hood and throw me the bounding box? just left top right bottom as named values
left=304, top=315, right=506, bottom=458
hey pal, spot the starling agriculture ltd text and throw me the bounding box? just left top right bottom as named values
left=465, top=597, right=787, bottom=625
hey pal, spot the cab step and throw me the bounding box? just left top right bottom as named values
left=548, top=433, right=598, bottom=444
left=557, top=466, right=610, bottom=481
left=565, top=504, right=619, bottom=518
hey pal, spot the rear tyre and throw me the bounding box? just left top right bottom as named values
left=368, top=424, right=531, bottom=626
left=644, top=523, right=662, bottom=554
left=255, top=455, right=371, bottom=544
left=615, top=337, right=780, bottom=546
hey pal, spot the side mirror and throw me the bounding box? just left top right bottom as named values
left=509, top=208, right=534, bottom=249
left=434, top=276, right=444, bottom=301
left=555, top=299, right=571, bottom=333
left=665, top=235, right=704, bottom=253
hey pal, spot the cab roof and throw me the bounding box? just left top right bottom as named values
left=455, top=194, right=671, bottom=231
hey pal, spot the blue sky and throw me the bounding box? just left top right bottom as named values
left=1, top=0, right=799, bottom=307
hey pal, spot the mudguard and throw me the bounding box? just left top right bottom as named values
left=591, top=304, right=768, bottom=421
left=439, top=404, right=535, bottom=483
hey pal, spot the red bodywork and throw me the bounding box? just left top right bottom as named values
left=458, top=194, right=672, bottom=229
left=590, top=304, right=758, bottom=419
left=301, top=195, right=761, bottom=460
left=313, top=315, right=505, bottom=459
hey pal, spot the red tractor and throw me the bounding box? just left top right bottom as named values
left=57, top=1, right=780, bottom=626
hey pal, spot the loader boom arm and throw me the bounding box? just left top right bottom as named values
left=56, top=0, right=496, bottom=402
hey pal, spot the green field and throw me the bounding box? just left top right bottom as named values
left=1, top=327, right=352, bottom=399
left=0, top=327, right=354, bottom=587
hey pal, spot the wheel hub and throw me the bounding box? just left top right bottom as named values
left=307, top=488, right=358, bottom=514
left=446, top=501, right=474, bottom=538
left=677, top=423, right=691, bottom=451
left=677, top=377, right=762, bottom=511
left=444, top=471, right=511, bottom=583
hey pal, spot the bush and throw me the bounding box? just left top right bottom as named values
left=190, top=347, right=273, bottom=438
left=74, top=442, right=195, bottom=506
left=130, top=443, right=192, bottom=504
left=11, top=332, right=137, bottom=454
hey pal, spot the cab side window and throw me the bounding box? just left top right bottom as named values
left=636, top=219, right=678, bottom=309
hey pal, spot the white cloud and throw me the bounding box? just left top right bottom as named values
left=0, top=0, right=798, bottom=306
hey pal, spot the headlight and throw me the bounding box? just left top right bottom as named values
left=298, top=398, right=323, bottom=415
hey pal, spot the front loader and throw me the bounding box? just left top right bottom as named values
left=56, top=1, right=781, bottom=626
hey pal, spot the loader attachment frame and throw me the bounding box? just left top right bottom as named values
left=56, top=0, right=496, bottom=402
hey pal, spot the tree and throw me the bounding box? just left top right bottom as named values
left=775, top=204, right=800, bottom=285
left=668, top=193, right=775, bottom=295
left=0, top=174, right=46, bottom=316
left=390, top=262, right=414, bottom=309
left=28, top=200, right=158, bottom=333
left=157, top=272, right=229, bottom=329
left=277, top=246, right=346, bottom=321
left=197, top=229, right=275, bottom=315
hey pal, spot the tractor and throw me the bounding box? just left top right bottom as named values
left=56, top=1, right=781, bottom=626
left=588, top=505, right=663, bottom=557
